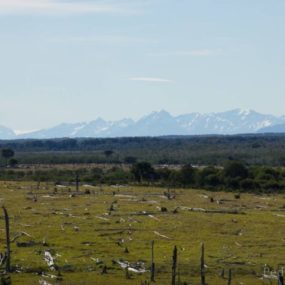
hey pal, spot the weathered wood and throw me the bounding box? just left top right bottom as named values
left=75, top=173, right=80, bottom=192
left=200, top=243, right=206, bottom=285
left=171, top=246, right=177, bottom=285
left=44, top=250, right=57, bottom=271
left=227, top=269, right=232, bottom=285
left=150, top=240, right=155, bottom=282
left=220, top=268, right=225, bottom=278
left=2, top=207, right=11, bottom=273
left=154, top=231, right=171, bottom=240
left=278, top=272, right=284, bottom=285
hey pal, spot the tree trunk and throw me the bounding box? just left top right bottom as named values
left=227, top=269, right=232, bottom=285
left=2, top=207, right=11, bottom=272
left=278, top=272, right=284, bottom=285
left=75, top=173, right=79, bottom=192
left=150, top=240, right=155, bottom=282
left=171, top=246, right=177, bottom=285
left=200, top=243, right=206, bottom=285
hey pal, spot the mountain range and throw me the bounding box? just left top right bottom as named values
left=1, top=109, right=285, bottom=140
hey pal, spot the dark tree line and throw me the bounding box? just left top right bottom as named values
left=1, top=134, right=285, bottom=166
left=0, top=149, right=17, bottom=167
left=1, top=161, right=285, bottom=193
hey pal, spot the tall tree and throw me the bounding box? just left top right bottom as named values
left=104, top=150, right=114, bottom=158
left=1, top=149, right=15, bottom=167
left=131, top=162, right=156, bottom=182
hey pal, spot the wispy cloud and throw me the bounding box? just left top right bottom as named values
left=148, top=49, right=223, bottom=57
left=0, top=0, right=132, bottom=15
left=48, top=35, right=156, bottom=45
left=129, top=77, right=174, bottom=83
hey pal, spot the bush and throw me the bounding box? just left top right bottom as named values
left=240, top=178, right=258, bottom=191
left=223, top=161, right=248, bottom=179
left=179, top=164, right=196, bottom=187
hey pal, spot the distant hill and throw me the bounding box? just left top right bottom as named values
left=0, top=125, right=16, bottom=139
left=1, top=109, right=285, bottom=139
left=258, top=123, right=285, bottom=133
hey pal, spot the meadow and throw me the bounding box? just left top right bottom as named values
left=0, top=181, right=284, bottom=284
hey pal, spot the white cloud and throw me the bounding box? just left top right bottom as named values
left=48, top=35, right=155, bottom=45
left=0, top=0, right=130, bottom=15
left=129, top=77, right=174, bottom=83
left=148, top=49, right=223, bottom=57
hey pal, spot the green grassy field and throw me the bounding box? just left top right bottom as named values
left=0, top=181, right=284, bottom=284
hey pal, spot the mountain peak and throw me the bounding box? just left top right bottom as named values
left=2, top=109, right=285, bottom=139
left=147, top=110, right=172, bottom=119
left=237, top=108, right=252, bottom=116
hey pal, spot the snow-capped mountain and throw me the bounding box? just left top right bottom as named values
left=19, top=118, right=135, bottom=139
left=2, top=109, right=285, bottom=139
left=258, top=123, right=285, bottom=133
left=176, top=109, right=282, bottom=135
left=123, top=110, right=185, bottom=136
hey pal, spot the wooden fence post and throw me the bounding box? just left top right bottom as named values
left=200, top=243, right=206, bottom=285
left=171, top=246, right=177, bottom=285
left=75, top=173, right=79, bottom=192
left=2, top=207, right=11, bottom=273
left=227, top=269, right=232, bottom=285
left=150, top=240, right=155, bottom=282
left=220, top=268, right=225, bottom=278
left=278, top=272, right=284, bottom=285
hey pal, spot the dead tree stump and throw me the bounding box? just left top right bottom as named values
left=150, top=240, right=155, bottom=282
left=278, top=272, right=284, bottom=285
left=75, top=173, right=80, bottom=192
left=227, top=269, right=232, bottom=285
left=2, top=207, right=11, bottom=273
left=200, top=243, right=206, bottom=285
left=172, top=246, right=177, bottom=285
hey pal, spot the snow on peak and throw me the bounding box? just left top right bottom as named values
left=3, top=109, right=285, bottom=139
left=238, top=109, right=252, bottom=116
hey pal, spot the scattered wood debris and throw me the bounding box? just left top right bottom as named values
left=44, top=251, right=56, bottom=271
left=114, top=260, right=148, bottom=273
left=154, top=231, right=171, bottom=240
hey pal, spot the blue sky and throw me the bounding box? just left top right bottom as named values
left=0, top=0, right=284, bottom=131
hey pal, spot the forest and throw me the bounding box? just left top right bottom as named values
left=1, top=134, right=285, bottom=166
left=1, top=135, right=285, bottom=194
left=0, top=161, right=284, bottom=194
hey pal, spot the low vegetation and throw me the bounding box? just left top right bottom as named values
left=0, top=136, right=284, bottom=284
left=0, top=182, right=284, bottom=284
left=1, top=134, right=285, bottom=166
left=1, top=161, right=285, bottom=194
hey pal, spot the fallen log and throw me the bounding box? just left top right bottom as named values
left=180, top=207, right=244, bottom=214
left=44, top=251, right=56, bottom=271
left=114, top=260, right=148, bottom=274
left=153, top=231, right=172, bottom=240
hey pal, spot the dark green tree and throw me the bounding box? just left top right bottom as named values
left=131, top=162, right=156, bottom=182
left=223, top=161, right=248, bottom=179
left=104, top=150, right=114, bottom=158
left=124, top=156, right=137, bottom=164
left=8, top=158, right=18, bottom=168
left=179, top=164, right=196, bottom=186
left=1, top=149, right=15, bottom=167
